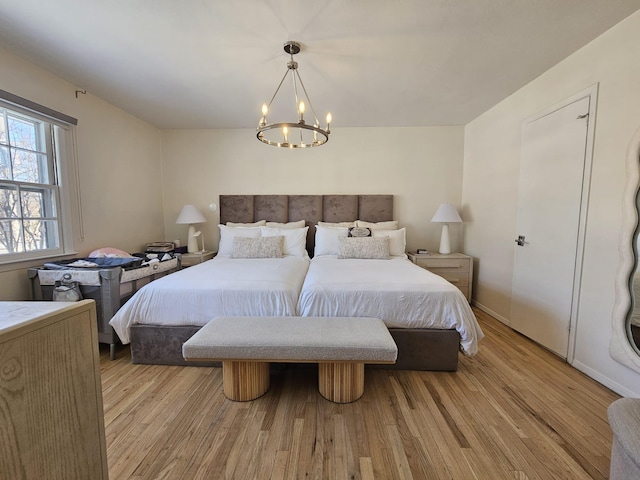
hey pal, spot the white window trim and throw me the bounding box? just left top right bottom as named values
left=0, top=92, right=79, bottom=268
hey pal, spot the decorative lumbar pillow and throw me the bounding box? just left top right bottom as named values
left=338, top=236, right=390, bottom=259
left=231, top=236, right=284, bottom=258
left=348, top=227, right=371, bottom=237
left=371, top=228, right=406, bottom=256
left=260, top=226, right=309, bottom=258
left=218, top=225, right=262, bottom=256
left=226, top=220, right=267, bottom=227
left=265, top=220, right=306, bottom=229
left=318, top=221, right=355, bottom=228
left=314, top=225, right=349, bottom=256
left=355, top=220, right=399, bottom=230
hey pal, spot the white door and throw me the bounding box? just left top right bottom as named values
left=510, top=95, right=591, bottom=358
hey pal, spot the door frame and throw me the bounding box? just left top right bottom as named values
left=518, top=84, right=598, bottom=363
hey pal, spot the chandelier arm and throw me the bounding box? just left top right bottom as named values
left=267, top=69, right=291, bottom=108
left=294, top=69, right=321, bottom=126
left=290, top=68, right=300, bottom=114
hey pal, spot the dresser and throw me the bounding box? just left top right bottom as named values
left=0, top=300, right=109, bottom=479
left=407, top=252, right=473, bottom=302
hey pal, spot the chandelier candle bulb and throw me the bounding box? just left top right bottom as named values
left=260, top=103, right=268, bottom=125
left=298, top=101, right=305, bottom=122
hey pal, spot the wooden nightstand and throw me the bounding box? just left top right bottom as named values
left=407, top=252, right=473, bottom=302
left=180, top=251, right=216, bottom=267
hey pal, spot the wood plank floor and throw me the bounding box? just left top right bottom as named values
left=100, top=308, right=620, bottom=479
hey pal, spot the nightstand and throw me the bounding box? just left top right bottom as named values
left=407, top=252, right=473, bottom=302
left=180, top=251, right=216, bottom=267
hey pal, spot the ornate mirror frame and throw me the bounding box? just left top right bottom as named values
left=611, top=125, right=640, bottom=373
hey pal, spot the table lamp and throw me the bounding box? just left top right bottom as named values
left=176, top=205, right=207, bottom=253
left=430, top=203, right=463, bottom=254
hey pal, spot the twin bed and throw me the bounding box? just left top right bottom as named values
left=109, top=194, right=483, bottom=371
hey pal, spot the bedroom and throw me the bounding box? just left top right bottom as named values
left=1, top=1, right=640, bottom=478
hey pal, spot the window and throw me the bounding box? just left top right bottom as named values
left=0, top=102, right=74, bottom=263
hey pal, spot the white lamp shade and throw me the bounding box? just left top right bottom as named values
left=176, top=205, right=206, bottom=225
left=430, top=203, right=463, bottom=223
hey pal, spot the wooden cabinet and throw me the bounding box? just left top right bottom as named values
left=407, top=252, right=473, bottom=302
left=0, top=300, right=108, bottom=479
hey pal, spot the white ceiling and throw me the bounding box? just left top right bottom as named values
left=0, top=0, right=639, bottom=129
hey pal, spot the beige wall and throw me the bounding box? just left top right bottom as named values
left=160, top=126, right=465, bottom=253
left=462, top=11, right=640, bottom=396
left=0, top=47, right=164, bottom=300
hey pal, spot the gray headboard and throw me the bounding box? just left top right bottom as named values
left=219, top=194, right=393, bottom=256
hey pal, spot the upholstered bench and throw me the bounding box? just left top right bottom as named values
left=608, top=397, right=640, bottom=479
left=182, top=316, right=398, bottom=403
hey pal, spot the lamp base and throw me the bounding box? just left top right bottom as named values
left=187, top=224, right=199, bottom=253
left=439, top=224, right=451, bottom=255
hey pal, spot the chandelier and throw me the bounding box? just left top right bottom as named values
left=257, top=41, right=332, bottom=148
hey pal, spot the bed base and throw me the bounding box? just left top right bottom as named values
left=129, top=324, right=460, bottom=371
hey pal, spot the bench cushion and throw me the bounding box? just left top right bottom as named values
left=182, top=316, right=397, bottom=363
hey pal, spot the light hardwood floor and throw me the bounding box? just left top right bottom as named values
left=100, top=308, right=620, bottom=479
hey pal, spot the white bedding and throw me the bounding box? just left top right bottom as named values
left=297, top=255, right=484, bottom=355
left=109, top=255, right=310, bottom=344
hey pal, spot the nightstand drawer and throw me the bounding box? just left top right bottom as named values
left=180, top=251, right=216, bottom=267
left=407, top=252, right=473, bottom=302
left=415, top=258, right=470, bottom=272
left=428, top=270, right=469, bottom=287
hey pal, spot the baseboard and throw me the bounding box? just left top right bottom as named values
left=571, top=360, right=640, bottom=397
left=471, top=300, right=510, bottom=326
left=472, top=300, right=638, bottom=398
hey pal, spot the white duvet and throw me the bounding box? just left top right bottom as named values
left=109, top=255, right=310, bottom=344
left=297, top=255, right=484, bottom=355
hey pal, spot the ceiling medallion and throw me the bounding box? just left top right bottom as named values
left=257, top=41, right=332, bottom=148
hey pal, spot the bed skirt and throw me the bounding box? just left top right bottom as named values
left=128, top=324, right=460, bottom=371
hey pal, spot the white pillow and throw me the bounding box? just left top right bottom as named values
left=265, top=220, right=306, bottom=229
left=218, top=225, right=261, bottom=256
left=355, top=220, right=399, bottom=230
left=318, top=221, right=355, bottom=228
left=260, top=226, right=309, bottom=258
left=371, top=228, right=406, bottom=256
left=226, top=220, right=266, bottom=227
left=338, top=237, right=390, bottom=259
left=314, top=225, right=349, bottom=257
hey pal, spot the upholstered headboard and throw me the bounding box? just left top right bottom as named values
left=219, top=195, right=393, bottom=256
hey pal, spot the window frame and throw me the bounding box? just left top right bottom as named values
left=0, top=96, right=77, bottom=266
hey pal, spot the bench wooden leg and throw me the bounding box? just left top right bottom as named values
left=318, top=362, right=365, bottom=403
left=222, top=361, right=270, bottom=401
